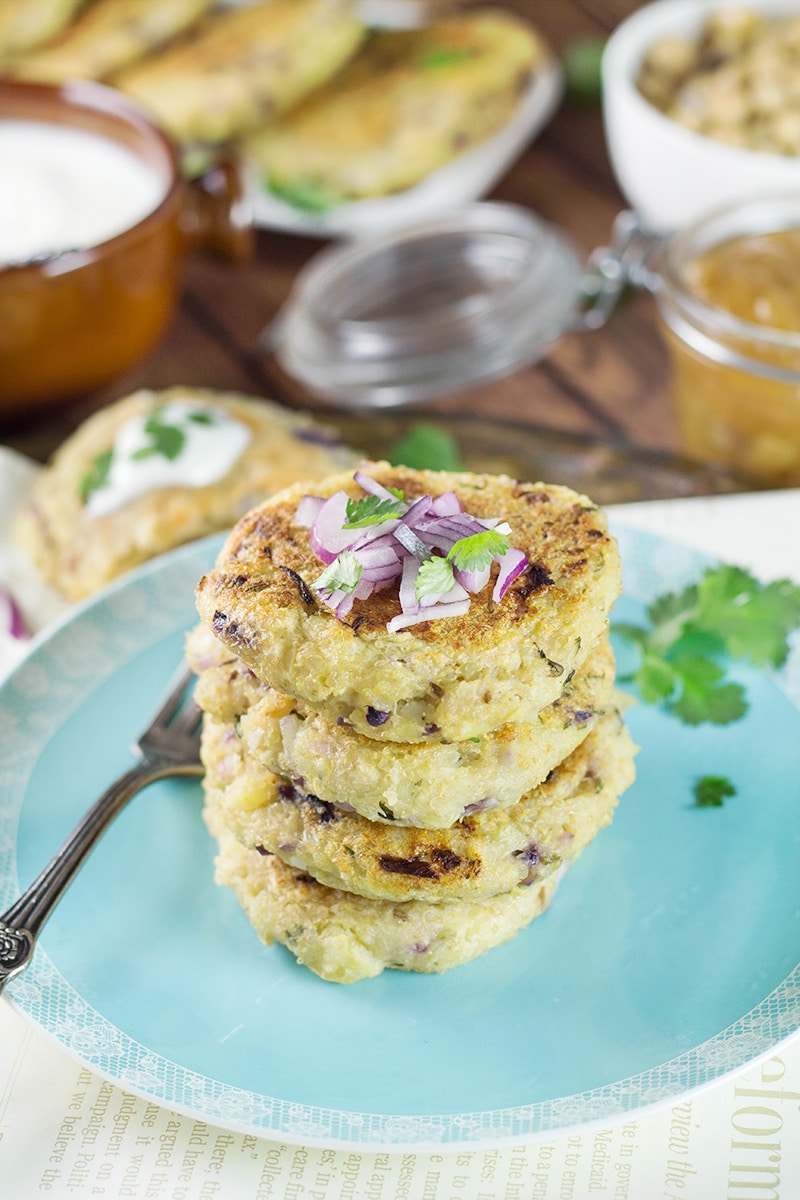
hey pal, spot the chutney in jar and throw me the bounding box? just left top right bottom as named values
left=659, top=201, right=800, bottom=487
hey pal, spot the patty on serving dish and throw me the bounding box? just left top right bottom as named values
left=243, top=10, right=547, bottom=205
left=207, top=822, right=563, bottom=984
left=113, top=0, right=366, bottom=145
left=188, top=621, right=618, bottom=827
left=202, top=706, right=636, bottom=904
left=8, top=0, right=212, bottom=82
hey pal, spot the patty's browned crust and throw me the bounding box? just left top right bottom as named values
left=202, top=706, right=636, bottom=903
left=187, top=620, right=619, bottom=827
left=194, top=462, right=622, bottom=742
left=209, top=826, right=562, bottom=983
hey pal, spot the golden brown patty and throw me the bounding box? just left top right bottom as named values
left=243, top=10, right=546, bottom=205
left=113, top=0, right=366, bottom=145
left=188, top=622, right=619, bottom=827
left=194, top=463, right=622, bottom=742
left=0, top=0, right=84, bottom=62
left=8, top=0, right=212, bottom=83
left=209, top=825, right=562, bottom=984
left=202, top=705, right=636, bottom=902
left=14, top=387, right=357, bottom=601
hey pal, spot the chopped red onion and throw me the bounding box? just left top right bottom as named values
left=308, top=491, right=353, bottom=563
left=353, top=469, right=398, bottom=502
left=297, top=471, right=529, bottom=630
left=0, top=585, right=28, bottom=641
left=295, top=493, right=323, bottom=528
left=492, top=547, right=528, bottom=602
left=387, top=597, right=471, bottom=633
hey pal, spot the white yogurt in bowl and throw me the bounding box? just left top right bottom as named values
left=0, top=118, right=166, bottom=266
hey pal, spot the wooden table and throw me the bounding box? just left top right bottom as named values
left=1, top=1, right=689, bottom=491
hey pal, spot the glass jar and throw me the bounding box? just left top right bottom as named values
left=656, top=194, right=800, bottom=488
left=266, top=192, right=800, bottom=488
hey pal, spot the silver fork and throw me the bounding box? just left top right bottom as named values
left=0, top=663, right=203, bottom=996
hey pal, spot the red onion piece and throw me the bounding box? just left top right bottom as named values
left=295, top=494, right=323, bottom=528
left=492, top=548, right=528, bottom=602
left=387, top=597, right=471, bottom=633
left=353, top=469, right=399, bottom=502
left=431, top=491, right=462, bottom=516
left=454, top=563, right=491, bottom=594
left=308, top=491, right=354, bottom=563
left=0, top=585, right=28, bottom=641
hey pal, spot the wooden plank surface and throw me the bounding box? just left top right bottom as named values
left=2, top=1, right=683, bottom=469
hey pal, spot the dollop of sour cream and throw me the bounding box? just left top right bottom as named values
left=85, top=400, right=252, bottom=518
left=0, top=119, right=166, bottom=267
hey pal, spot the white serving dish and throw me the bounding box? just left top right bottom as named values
left=602, top=0, right=800, bottom=232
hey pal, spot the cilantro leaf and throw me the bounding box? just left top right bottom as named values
left=267, top=175, right=343, bottom=214
left=188, top=411, right=215, bottom=426
left=314, top=551, right=362, bottom=595
left=416, top=555, right=455, bottom=600
left=420, top=46, right=477, bottom=69
left=131, top=410, right=186, bottom=462
left=693, top=775, right=737, bottom=808
left=388, top=423, right=464, bottom=472
left=634, top=653, right=677, bottom=704
left=563, top=37, right=606, bottom=106
left=693, top=565, right=800, bottom=668
left=78, top=448, right=113, bottom=503
left=449, top=529, right=509, bottom=572
left=613, top=562, right=800, bottom=726
left=344, top=493, right=405, bottom=528
left=668, top=654, right=747, bottom=725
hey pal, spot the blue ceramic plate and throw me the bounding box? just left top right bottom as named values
left=1, top=525, right=799, bottom=1148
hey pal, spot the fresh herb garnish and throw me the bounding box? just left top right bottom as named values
left=314, top=550, right=362, bottom=594
left=415, top=529, right=510, bottom=600
left=614, top=564, right=800, bottom=725
left=389, top=423, right=464, bottom=472
left=188, top=411, right=215, bottom=426
left=344, top=492, right=405, bottom=528
left=78, top=448, right=113, bottom=503
left=131, top=409, right=186, bottom=463
left=416, top=555, right=457, bottom=600
left=694, top=775, right=736, bottom=808
left=450, top=529, right=510, bottom=572
left=420, top=46, right=477, bottom=69
left=562, top=37, right=606, bottom=106
left=267, top=175, right=343, bottom=214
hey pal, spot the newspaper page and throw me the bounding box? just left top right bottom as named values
left=2, top=1001, right=799, bottom=1199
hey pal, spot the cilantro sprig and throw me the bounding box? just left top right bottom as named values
left=420, top=46, right=477, bottom=69
left=415, top=529, right=510, bottom=600
left=267, top=176, right=344, bottom=214
left=314, top=550, right=362, bottom=595
left=693, top=775, right=736, bottom=808
left=614, top=564, right=800, bottom=725
left=344, top=491, right=405, bottom=528
left=78, top=448, right=113, bottom=503
left=131, top=409, right=190, bottom=462
left=389, top=423, right=464, bottom=472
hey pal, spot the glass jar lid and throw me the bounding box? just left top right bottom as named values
left=266, top=202, right=585, bottom=409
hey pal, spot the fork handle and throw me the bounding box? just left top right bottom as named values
left=0, top=758, right=202, bottom=995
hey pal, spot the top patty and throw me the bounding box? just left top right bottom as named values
left=195, top=462, right=622, bottom=742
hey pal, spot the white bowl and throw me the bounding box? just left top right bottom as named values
left=602, top=0, right=800, bottom=232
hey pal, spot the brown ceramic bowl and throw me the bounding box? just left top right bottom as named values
left=0, top=79, right=251, bottom=420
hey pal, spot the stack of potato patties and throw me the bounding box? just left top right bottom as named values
left=189, top=463, right=636, bottom=984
